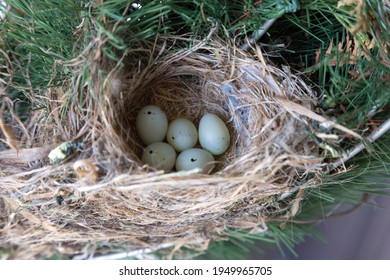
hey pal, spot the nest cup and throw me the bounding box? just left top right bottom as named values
left=1, top=38, right=323, bottom=259
left=112, top=39, right=317, bottom=180
left=93, top=39, right=320, bottom=250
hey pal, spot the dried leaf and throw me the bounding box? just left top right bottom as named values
left=337, top=0, right=367, bottom=33
left=337, top=0, right=361, bottom=7
left=0, top=145, right=57, bottom=163
left=316, top=33, right=374, bottom=66
left=73, top=159, right=99, bottom=184
left=0, top=115, right=19, bottom=151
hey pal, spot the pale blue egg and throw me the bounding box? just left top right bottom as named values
left=142, top=142, right=176, bottom=172
left=198, top=113, right=230, bottom=155
left=136, top=105, right=168, bottom=145
left=167, top=118, right=198, bottom=152
left=175, top=148, right=215, bottom=174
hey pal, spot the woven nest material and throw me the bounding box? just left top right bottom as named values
left=0, top=37, right=327, bottom=259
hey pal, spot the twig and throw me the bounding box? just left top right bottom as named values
left=330, top=118, right=390, bottom=171
left=90, top=243, right=174, bottom=260
left=279, top=118, right=390, bottom=201
left=241, top=18, right=277, bottom=51
left=0, top=0, right=9, bottom=21
left=241, top=0, right=301, bottom=51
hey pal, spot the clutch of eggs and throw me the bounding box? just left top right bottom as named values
left=136, top=105, right=230, bottom=173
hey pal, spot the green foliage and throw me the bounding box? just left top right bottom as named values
left=1, top=0, right=83, bottom=90
left=95, top=0, right=283, bottom=38
left=194, top=222, right=320, bottom=259
left=265, top=1, right=389, bottom=137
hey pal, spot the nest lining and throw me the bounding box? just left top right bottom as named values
left=0, top=38, right=325, bottom=259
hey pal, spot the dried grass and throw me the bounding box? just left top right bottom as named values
left=0, top=36, right=329, bottom=259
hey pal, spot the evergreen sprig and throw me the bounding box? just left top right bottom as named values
left=1, top=0, right=82, bottom=89
left=264, top=1, right=389, bottom=139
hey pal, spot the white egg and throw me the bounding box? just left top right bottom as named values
left=142, top=142, right=176, bottom=172
left=136, top=105, right=168, bottom=145
left=167, top=118, right=198, bottom=152
left=175, top=148, right=215, bottom=174
left=198, top=113, right=230, bottom=155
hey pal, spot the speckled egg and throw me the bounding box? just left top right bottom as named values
left=142, top=142, right=176, bottom=172
left=175, top=148, right=215, bottom=174
left=198, top=113, right=230, bottom=155
left=167, top=118, right=198, bottom=152
left=136, top=105, right=168, bottom=145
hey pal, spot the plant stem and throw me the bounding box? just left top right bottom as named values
left=241, top=18, right=277, bottom=51
left=280, top=118, right=390, bottom=201
left=330, top=118, right=390, bottom=170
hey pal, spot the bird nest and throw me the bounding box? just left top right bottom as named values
left=0, top=37, right=332, bottom=259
